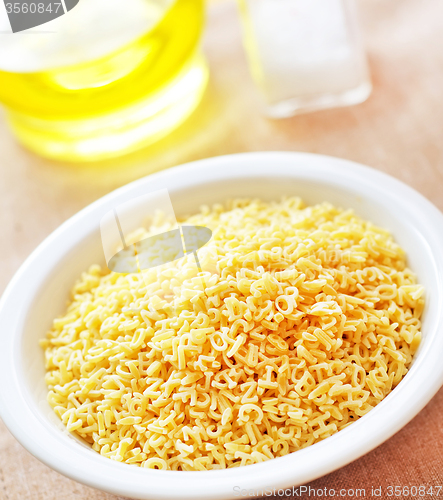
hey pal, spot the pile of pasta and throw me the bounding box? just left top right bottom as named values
left=41, top=198, right=424, bottom=470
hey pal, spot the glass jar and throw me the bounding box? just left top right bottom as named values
left=238, top=0, right=371, bottom=117
left=0, top=0, right=208, bottom=161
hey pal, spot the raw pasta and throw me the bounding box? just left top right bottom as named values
left=41, top=198, right=424, bottom=470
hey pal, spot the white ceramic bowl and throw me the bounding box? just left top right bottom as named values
left=1, top=152, right=443, bottom=500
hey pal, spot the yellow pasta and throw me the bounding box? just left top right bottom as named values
left=40, top=197, right=424, bottom=470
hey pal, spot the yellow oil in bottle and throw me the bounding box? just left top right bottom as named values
left=0, top=0, right=208, bottom=161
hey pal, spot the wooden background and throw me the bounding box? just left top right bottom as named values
left=1, top=0, right=443, bottom=498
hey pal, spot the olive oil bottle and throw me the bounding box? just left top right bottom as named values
left=0, top=0, right=208, bottom=161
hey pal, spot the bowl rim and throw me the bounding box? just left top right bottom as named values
left=1, top=151, right=443, bottom=500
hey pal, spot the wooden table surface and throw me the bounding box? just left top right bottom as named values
left=1, top=0, right=443, bottom=499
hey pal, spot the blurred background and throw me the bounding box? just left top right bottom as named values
left=1, top=0, right=443, bottom=497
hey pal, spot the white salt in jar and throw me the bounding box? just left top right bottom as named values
left=238, top=0, right=372, bottom=117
